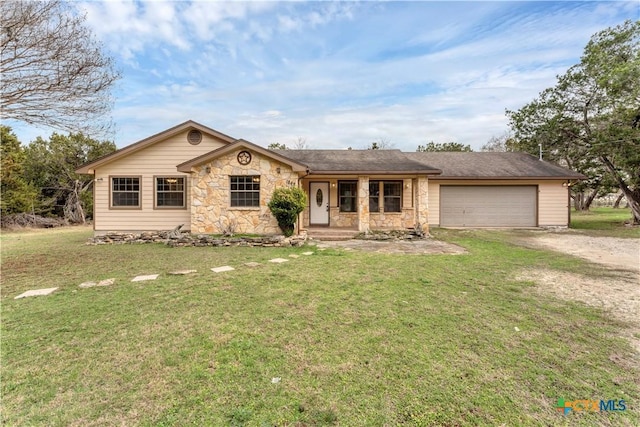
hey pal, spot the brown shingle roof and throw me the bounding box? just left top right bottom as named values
left=278, top=150, right=584, bottom=179
left=279, top=149, right=442, bottom=175
left=408, top=152, right=586, bottom=179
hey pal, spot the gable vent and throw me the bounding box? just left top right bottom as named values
left=187, top=129, right=202, bottom=145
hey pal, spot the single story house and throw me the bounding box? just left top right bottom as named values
left=76, top=120, right=585, bottom=235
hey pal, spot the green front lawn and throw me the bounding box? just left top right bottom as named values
left=1, top=225, right=638, bottom=426
left=571, top=207, right=640, bottom=237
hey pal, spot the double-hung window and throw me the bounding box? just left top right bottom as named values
left=369, top=181, right=402, bottom=212
left=339, top=181, right=357, bottom=212
left=369, top=181, right=380, bottom=212
left=155, top=177, right=185, bottom=208
left=111, top=176, right=140, bottom=208
left=383, top=181, right=402, bottom=212
left=230, top=176, right=260, bottom=207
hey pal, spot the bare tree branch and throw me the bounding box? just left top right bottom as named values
left=1, top=0, right=121, bottom=136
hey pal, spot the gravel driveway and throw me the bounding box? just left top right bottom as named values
left=529, top=233, right=639, bottom=273
left=517, top=232, right=640, bottom=353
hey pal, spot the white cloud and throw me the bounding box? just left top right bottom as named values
left=79, top=0, right=190, bottom=59
left=11, top=0, right=635, bottom=155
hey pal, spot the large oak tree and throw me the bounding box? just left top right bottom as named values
left=507, top=20, right=640, bottom=223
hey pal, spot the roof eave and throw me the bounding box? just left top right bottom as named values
left=432, top=175, right=587, bottom=180
left=307, top=170, right=442, bottom=175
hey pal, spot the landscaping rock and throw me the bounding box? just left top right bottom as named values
left=357, top=229, right=427, bottom=241
left=86, top=230, right=307, bottom=248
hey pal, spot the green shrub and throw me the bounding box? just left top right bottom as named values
left=268, top=187, right=307, bottom=237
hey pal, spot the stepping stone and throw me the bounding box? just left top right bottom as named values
left=131, top=274, right=159, bottom=282
left=79, top=278, right=115, bottom=288
left=288, top=254, right=300, bottom=259
left=302, top=252, right=314, bottom=256
left=244, top=262, right=262, bottom=268
left=211, top=266, right=235, bottom=273
left=269, top=258, right=289, bottom=263
left=15, top=287, right=58, bottom=299
left=169, top=270, right=197, bottom=275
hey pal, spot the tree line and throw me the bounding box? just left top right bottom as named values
left=0, top=126, right=115, bottom=224
left=1, top=0, right=637, bottom=224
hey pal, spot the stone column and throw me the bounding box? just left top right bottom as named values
left=415, top=176, right=429, bottom=233
left=358, top=176, right=370, bottom=232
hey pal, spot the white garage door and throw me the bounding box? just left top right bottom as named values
left=440, top=186, right=537, bottom=227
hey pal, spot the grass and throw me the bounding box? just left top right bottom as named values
left=1, top=219, right=639, bottom=426
left=571, top=207, right=640, bottom=237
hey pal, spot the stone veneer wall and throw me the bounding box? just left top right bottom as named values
left=415, top=176, right=429, bottom=233
left=369, top=209, right=415, bottom=229
left=190, top=150, right=300, bottom=234
left=301, top=177, right=424, bottom=230
left=329, top=208, right=358, bottom=227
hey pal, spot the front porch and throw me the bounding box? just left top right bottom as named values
left=299, top=175, right=430, bottom=234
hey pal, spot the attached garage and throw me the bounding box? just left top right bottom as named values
left=440, top=185, right=537, bottom=227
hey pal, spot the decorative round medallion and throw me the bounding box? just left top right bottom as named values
left=237, top=150, right=252, bottom=165
left=187, top=129, right=202, bottom=145
left=316, top=189, right=323, bottom=207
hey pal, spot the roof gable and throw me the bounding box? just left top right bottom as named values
left=176, top=139, right=309, bottom=173
left=76, top=120, right=236, bottom=174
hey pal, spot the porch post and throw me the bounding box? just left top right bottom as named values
left=358, top=176, right=370, bottom=232
left=415, top=176, right=429, bottom=233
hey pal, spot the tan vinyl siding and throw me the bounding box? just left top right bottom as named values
left=428, top=180, right=569, bottom=227
left=537, top=181, right=569, bottom=226
left=93, top=131, right=227, bottom=233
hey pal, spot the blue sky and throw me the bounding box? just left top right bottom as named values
left=8, top=1, right=639, bottom=150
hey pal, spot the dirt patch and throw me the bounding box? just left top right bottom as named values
left=516, top=232, right=640, bottom=354
left=528, top=233, right=639, bottom=273
left=517, top=268, right=640, bottom=353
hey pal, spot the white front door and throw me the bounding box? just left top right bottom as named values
left=309, top=182, right=330, bottom=225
